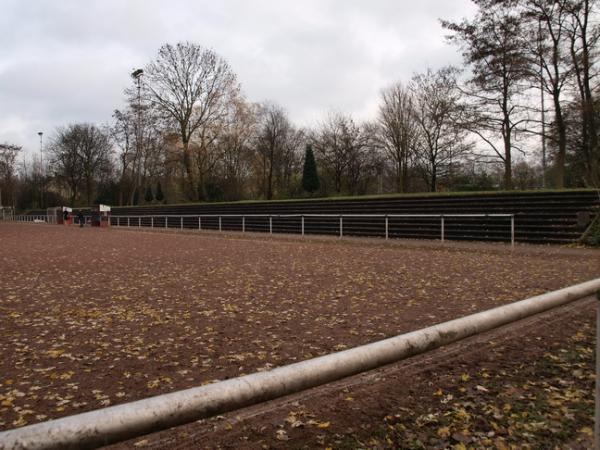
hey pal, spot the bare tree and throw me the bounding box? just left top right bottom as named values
left=443, top=0, right=531, bottom=189
left=376, top=83, right=418, bottom=193
left=144, top=42, right=238, bottom=199
left=49, top=129, right=84, bottom=205
left=410, top=67, right=471, bottom=192
left=113, top=79, right=167, bottom=205
left=312, top=113, right=366, bottom=194
left=520, top=0, right=574, bottom=188
left=253, top=103, right=297, bottom=199
left=0, top=143, right=20, bottom=207
left=50, top=124, right=113, bottom=206
left=217, top=97, right=258, bottom=200
left=565, top=0, right=600, bottom=186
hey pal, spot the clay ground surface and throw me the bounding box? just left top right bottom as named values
left=0, top=223, right=599, bottom=448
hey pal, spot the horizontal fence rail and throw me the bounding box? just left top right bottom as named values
left=1, top=278, right=598, bottom=450
left=108, top=213, right=516, bottom=246
left=11, top=215, right=48, bottom=223
left=6, top=212, right=516, bottom=245
left=10, top=215, right=91, bottom=224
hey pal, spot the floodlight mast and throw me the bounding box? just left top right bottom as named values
left=131, top=69, right=144, bottom=204
left=38, top=131, right=43, bottom=208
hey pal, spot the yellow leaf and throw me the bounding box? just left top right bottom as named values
left=454, top=408, right=471, bottom=421
left=460, top=373, right=470, bottom=382
left=495, top=439, right=510, bottom=450
left=580, top=426, right=593, bottom=436
left=12, top=416, right=27, bottom=427
left=453, top=444, right=467, bottom=450
left=275, top=429, right=289, bottom=441
left=437, top=426, right=451, bottom=438
left=147, top=379, right=160, bottom=389
left=47, top=349, right=65, bottom=358
left=434, top=388, right=443, bottom=396
left=317, top=421, right=331, bottom=429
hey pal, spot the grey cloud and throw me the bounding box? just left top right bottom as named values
left=0, top=0, right=475, bottom=156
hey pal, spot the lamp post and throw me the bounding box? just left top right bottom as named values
left=38, top=131, right=44, bottom=208
left=131, top=69, right=143, bottom=205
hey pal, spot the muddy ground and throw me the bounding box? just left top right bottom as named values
left=0, top=223, right=598, bottom=448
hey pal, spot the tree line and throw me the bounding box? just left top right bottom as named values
left=1, top=0, right=598, bottom=211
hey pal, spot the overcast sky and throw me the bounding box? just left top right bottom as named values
left=0, top=0, right=476, bottom=159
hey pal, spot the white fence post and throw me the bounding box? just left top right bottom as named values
left=242, top=216, right=245, bottom=233
left=127, top=217, right=130, bottom=227
left=165, top=217, right=167, bottom=229
left=219, top=216, right=222, bottom=232
left=441, top=215, right=445, bottom=243
left=511, top=215, right=515, bottom=247
left=385, top=215, right=389, bottom=240
left=339, top=216, right=343, bottom=238
left=180, top=217, right=183, bottom=230
left=151, top=217, right=154, bottom=228
left=301, top=215, right=305, bottom=237
left=269, top=216, right=272, bottom=234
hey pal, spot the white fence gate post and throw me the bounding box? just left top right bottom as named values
left=441, top=215, right=445, bottom=243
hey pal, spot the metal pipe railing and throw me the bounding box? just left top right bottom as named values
left=8, top=213, right=517, bottom=246
left=109, top=213, right=517, bottom=246
left=12, top=215, right=48, bottom=223
left=1, top=278, right=598, bottom=450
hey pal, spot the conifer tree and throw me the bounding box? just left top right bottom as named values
left=302, top=144, right=320, bottom=195
left=144, top=185, right=153, bottom=202
left=155, top=181, right=164, bottom=202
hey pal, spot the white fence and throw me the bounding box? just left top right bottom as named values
left=6, top=213, right=516, bottom=246
left=109, top=213, right=516, bottom=246
left=11, top=215, right=48, bottom=223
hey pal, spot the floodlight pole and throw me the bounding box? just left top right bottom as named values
left=131, top=69, right=144, bottom=205
left=38, top=131, right=44, bottom=209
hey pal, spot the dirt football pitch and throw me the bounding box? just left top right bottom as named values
left=1, top=222, right=599, bottom=449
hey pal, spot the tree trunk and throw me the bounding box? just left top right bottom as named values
left=182, top=138, right=196, bottom=201
left=503, top=152, right=512, bottom=190
left=86, top=176, right=92, bottom=206
left=503, top=117, right=513, bottom=190
left=267, top=148, right=274, bottom=200
left=553, top=94, right=567, bottom=189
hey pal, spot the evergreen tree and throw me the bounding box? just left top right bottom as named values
left=155, top=181, right=164, bottom=202
left=302, top=144, right=320, bottom=195
left=144, top=185, right=153, bottom=203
